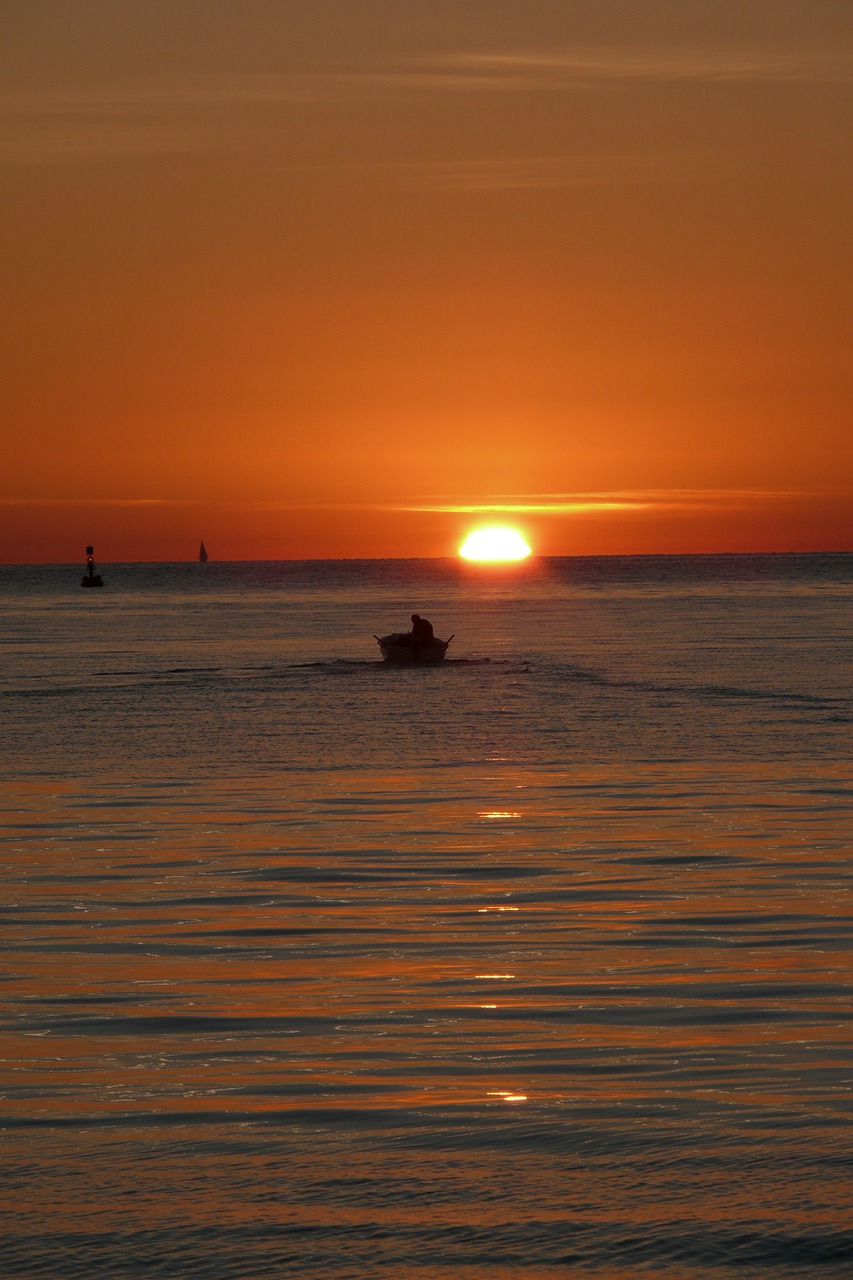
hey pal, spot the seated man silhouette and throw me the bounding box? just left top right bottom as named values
left=407, top=613, right=434, bottom=655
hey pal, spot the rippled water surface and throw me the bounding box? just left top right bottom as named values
left=1, top=555, right=851, bottom=1277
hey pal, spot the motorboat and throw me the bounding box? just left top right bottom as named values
left=375, top=632, right=453, bottom=664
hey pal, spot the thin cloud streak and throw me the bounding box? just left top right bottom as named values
left=402, top=500, right=652, bottom=513
left=3, top=40, right=850, bottom=166
left=391, top=489, right=826, bottom=515
left=6, top=47, right=849, bottom=114
left=0, top=497, right=176, bottom=507
left=441, top=48, right=853, bottom=86
left=2, top=489, right=831, bottom=515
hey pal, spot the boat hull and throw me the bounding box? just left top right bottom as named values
left=377, top=633, right=449, bottom=664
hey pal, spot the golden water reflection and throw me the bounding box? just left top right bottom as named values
left=2, top=762, right=851, bottom=1138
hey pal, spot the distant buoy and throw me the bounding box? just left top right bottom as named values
left=81, top=544, right=103, bottom=588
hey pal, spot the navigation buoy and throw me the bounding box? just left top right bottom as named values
left=81, top=545, right=103, bottom=588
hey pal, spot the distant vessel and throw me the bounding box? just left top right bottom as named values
left=81, top=545, right=103, bottom=589
left=199, top=541, right=208, bottom=563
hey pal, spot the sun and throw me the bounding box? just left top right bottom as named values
left=459, top=526, right=532, bottom=562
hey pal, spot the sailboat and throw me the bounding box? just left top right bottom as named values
left=199, top=540, right=208, bottom=563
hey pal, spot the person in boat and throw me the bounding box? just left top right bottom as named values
left=405, top=613, right=434, bottom=655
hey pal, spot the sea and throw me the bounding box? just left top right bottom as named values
left=1, top=552, right=851, bottom=1279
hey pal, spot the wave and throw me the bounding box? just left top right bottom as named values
left=559, top=662, right=851, bottom=713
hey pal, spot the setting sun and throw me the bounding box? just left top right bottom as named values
left=459, top=526, right=532, bottom=562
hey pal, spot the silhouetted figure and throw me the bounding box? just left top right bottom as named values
left=407, top=613, right=434, bottom=657
left=410, top=614, right=434, bottom=642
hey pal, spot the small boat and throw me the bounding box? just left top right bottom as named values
left=375, top=632, right=454, bottom=664
left=199, top=540, right=208, bottom=563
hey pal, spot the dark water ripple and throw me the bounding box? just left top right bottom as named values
left=3, top=1219, right=853, bottom=1279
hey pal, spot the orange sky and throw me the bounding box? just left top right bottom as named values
left=2, top=1, right=851, bottom=561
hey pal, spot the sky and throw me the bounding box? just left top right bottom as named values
left=2, top=0, right=851, bottom=561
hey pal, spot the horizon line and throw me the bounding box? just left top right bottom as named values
left=3, top=547, right=851, bottom=568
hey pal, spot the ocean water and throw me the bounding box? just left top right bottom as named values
left=1, top=553, right=851, bottom=1279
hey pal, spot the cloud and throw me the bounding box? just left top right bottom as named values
left=3, top=42, right=849, bottom=166
left=0, top=82, right=281, bottom=164
left=0, top=497, right=174, bottom=506
left=3, top=490, right=842, bottom=523
left=386, top=489, right=828, bottom=515
left=0, top=76, right=365, bottom=164
left=203, top=489, right=835, bottom=516
left=0, top=98, right=671, bottom=186
left=436, top=47, right=853, bottom=87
